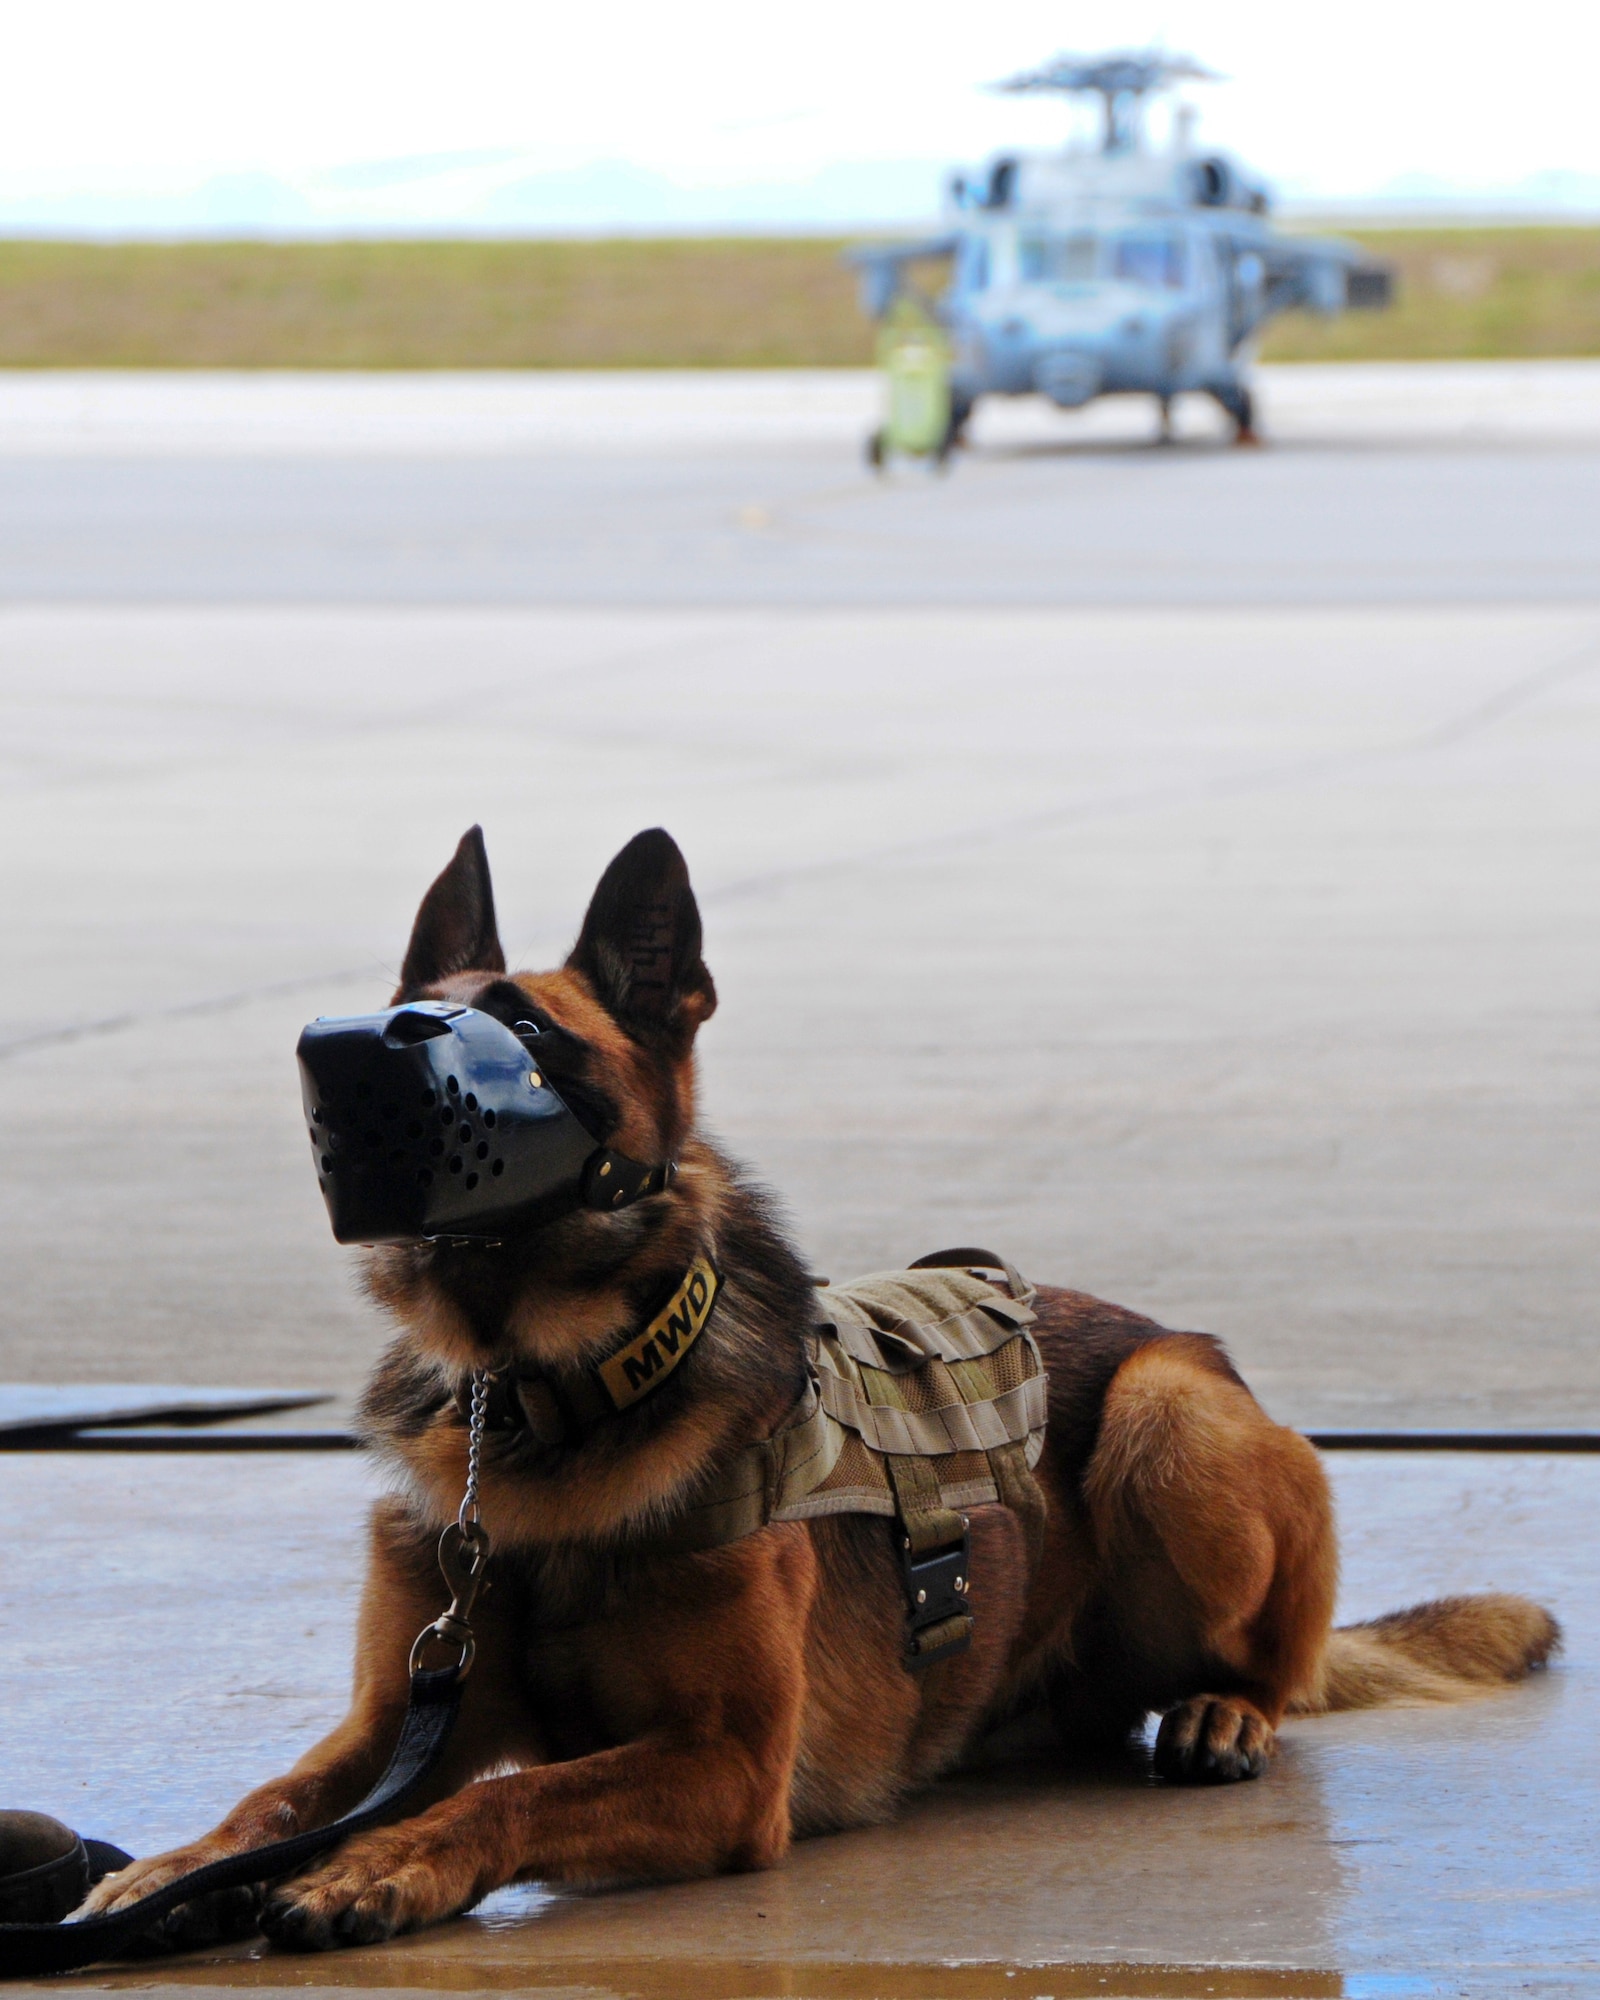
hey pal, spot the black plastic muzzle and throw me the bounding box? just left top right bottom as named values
left=297, top=1003, right=600, bottom=1244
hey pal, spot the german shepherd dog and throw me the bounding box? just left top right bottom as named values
left=84, top=827, right=1558, bottom=1951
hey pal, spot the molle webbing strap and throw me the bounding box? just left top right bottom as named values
left=858, top=1354, right=974, bottom=1666
left=651, top=1379, right=841, bottom=1555
left=815, top=1367, right=1047, bottom=1457
left=985, top=1437, right=1048, bottom=1573
left=857, top=1363, right=969, bottom=1557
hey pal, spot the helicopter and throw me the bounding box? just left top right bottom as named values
left=849, top=51, right=1392, bottom=454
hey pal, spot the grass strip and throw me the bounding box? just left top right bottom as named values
left=0, top=228, right=1593, bottom=368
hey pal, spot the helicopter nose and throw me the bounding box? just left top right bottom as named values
left=1034, top=348, right=1103, bottom=409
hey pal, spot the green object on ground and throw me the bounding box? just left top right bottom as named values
left=877, top=301, right=952, bottom=456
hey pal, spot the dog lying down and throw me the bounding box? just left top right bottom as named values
left=83, top=827, right=1558, bottom=1952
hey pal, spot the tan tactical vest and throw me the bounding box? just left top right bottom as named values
left=661, top=1254, right=1050, bottom=1665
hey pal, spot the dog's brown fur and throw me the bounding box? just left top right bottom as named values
left=83, top=826, right=1560, bottom=1952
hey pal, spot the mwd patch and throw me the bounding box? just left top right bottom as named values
left=599, top=1259, right=720, bottom=1410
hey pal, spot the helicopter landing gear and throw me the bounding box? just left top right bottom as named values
left=933, top=394, right=969, bottom=470
left=1211, top=382, right=1260, bottom=446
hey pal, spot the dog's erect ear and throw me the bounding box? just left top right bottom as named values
left=567, top=829, right=716, bottom=1045
left=395, top=826, right=506, bottom=998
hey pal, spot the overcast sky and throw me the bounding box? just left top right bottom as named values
left=4, top=0, right=1597, bottom=227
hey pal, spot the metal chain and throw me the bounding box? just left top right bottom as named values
left=458, top=1366, right=490, bottom=1534
left=408, top=1367, right=493, bottom=1680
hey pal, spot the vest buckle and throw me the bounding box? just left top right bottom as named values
left=900, top=1519, right=973, bottom=1669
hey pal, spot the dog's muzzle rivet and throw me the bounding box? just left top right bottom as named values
left=528, top=1071, right=542, bottom=1089
left=599, top=1161, right=612, bottom=1177
left=916, top=1588, right=927, bottom=1605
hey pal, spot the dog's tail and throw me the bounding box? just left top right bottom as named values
left=1288, top=1593, right=1560, bottom=1715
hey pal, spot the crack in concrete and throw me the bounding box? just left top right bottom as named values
left=5, top=631, right=1596, bottom=1068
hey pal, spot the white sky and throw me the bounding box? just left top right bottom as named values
left=3, top=0, right=1597, bottom=201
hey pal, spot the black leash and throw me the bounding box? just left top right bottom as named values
left=0, top=1372, right=493, bottom=1979
left=0, top=1667, right=462, bottom=1977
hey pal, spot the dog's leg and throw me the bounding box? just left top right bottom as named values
left=1082, top=1337, right=1337, bottom=1784
left=258, top=1530, right=814, bottom=1949
left=77, top=1499, right=537, bottom=1942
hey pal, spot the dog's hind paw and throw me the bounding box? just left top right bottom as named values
left=1153, top=1695, right=1275, bottom=1783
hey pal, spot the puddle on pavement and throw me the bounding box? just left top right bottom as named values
left=41, top=1950, right=1358, bottom=1998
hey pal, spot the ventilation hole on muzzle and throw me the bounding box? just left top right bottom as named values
left=381, top=1102, right=398, bottom=1121
left=311, top=1105, right=324, bottom=1124
left=446, top=1076, right=459, bottom=1096
left=320, top=1154, right=332, bottom=1173
left=389, top=1148, right=406, bottom=1165
left=419, top=1089, right=435, bottom=1108
left=440, top=1107, right=454, bottom=1126
left=491, top=1158, right=504, bottom=1176
left=364, top=1129, right=382, bottom=1150
left=458, top=1122, right=472, bottom=1143
left=464, top=1172, right=479, bottom=1190
left=429, top=1137, right=444, bottom=1158
left=406, top=1120, right=422, bottom=1138
left=448, top=1155, right=462, bottom=1173
left=464, top=1092, right=478, bottom=1112
left=417, top=1168, right=433, bottom=1186
left=475, top=1141, right=488, bottom=1160
left=482, top=1109, right=496, bottom=1128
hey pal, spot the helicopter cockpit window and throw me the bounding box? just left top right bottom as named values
left=1017, top=232, right=1099, bottom=284
left=1111, top=233, right=1187, bottom=290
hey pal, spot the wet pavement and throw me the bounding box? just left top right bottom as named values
left=3, top=1450, right=1593, bottom=1999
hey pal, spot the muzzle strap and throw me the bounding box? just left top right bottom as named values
left=581, top=1150, right=678, bottom=1212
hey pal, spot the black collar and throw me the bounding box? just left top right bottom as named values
left=460, top=1255, right=721, bottom=1448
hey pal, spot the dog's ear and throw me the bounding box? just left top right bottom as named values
left=395, top=826, right=506, bottom=998
left=567, top=829, right=716, bottom=1046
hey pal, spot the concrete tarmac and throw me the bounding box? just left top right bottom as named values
left=0, top=364, right=1596, bottom=1427
left=6, top=1450, right=1592, bottom=1997
left=1, top=365, right=1597, bottom=1997
left=2, top=591, right=1597, bottom=1426
left=3, top=364, right=1600, bottom=606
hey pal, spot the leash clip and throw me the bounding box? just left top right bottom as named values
left=410, top=1367, right=494, bottom=1680
left=409, top=1519, right=491, bottom=1681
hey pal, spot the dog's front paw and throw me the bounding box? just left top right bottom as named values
left=72, top=1843, right=265, bottom=1955
left=260, top=1826, right=477, bottom=1952
left=74, top=1840, right=228, bottom=1921
left=1153, top=1695, right=1274, bottom=1783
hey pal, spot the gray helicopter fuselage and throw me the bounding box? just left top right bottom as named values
left=854, top=120, right=1387, bottom=435
left=948, top=208, right=1258, bottom=408
left=946, top=147, right=1313, bottom=416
